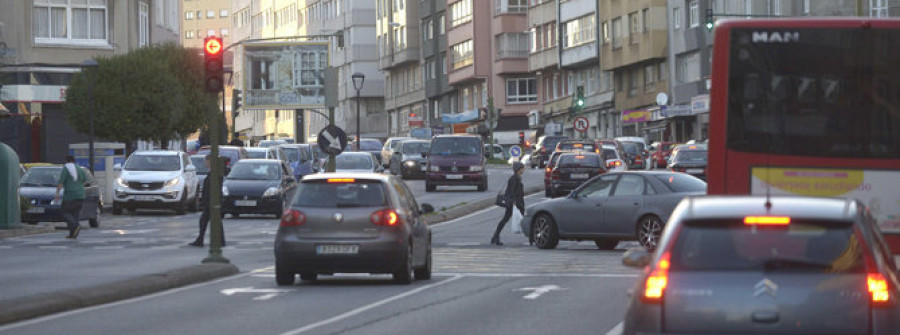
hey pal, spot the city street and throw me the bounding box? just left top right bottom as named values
left=0, top=168, right=640, bottom=335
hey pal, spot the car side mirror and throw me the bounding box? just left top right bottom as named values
left=622, top=247, right=653, bottom=268
left=185, top=165, right=197, bottom=172
left=113, top=163, right=122, bottom=171
left=420, top=203, right=435, bottom=214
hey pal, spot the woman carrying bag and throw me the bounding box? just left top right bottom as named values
left=491, top=162, right=526, bottom=246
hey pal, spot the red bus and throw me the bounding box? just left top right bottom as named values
left=707, top=18, right=900, bottom=248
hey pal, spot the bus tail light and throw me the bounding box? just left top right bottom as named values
left=280, top=209, right=306, bottom=227
left=643, top=252, right=671, bottom=303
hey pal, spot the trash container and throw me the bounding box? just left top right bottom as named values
left=0, top=142, right=21, bottom=229
left=69, top=142, right=126, bottom=207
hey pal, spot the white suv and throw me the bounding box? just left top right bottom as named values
left=113, top=151, right=199, bottom=215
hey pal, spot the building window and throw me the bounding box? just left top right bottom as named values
left=438, top=14, right=446, bottom=34
left=644, top=64, right=656, bottom=90
left=423, top=19, right=433, bottom=41
left=221, top=28, right=229, bottom=36
left=185, top=11, right=194, bottom=20
left=628, top=69, right=638, bottom=97
left=629, top=12, right=639, bottom=43
left=139, top=1, right=149, bottom=46
left=602, top=21, right=609, bottom=44
left=185, top=30, right=194, bottom=39
left=676, top=52, right=701, bottom=84
left=689, top=1, right=699, bottom=28
left=450, top=0, right=472, bottom=27
left=642, top=8, right=649, bottom=33
left=220, top=9, right=229, bottom=17
left=33, top=0, right=109, bottom=44
left=451, top=40, right=474, bottom=69
left=659, top=61, right=667, bottom=81
left=611, top=17, right=622, bottom=48
left=507, top=78, right=538, bottom=103
left=207, top=10, right=215, bottom=18
left=802, top=0, right=810, bottom=14
left=426, top=59, right=436, bottom=79
left=563, top=15, right=595, bottom=49
left=196, top=11, right=202, bottom=20
left=496, top=33, right=529, bottom=59
left=496, top=0, right=528, bottom=14
left=530, top=27, right=539, bottom=53
left=440, top=53, right=447, bottom=74
left=673, top=7, right=682, bottom=29
left=545, top=22, right=556, bottom=48
left=207, top=29, right=216, bottom=37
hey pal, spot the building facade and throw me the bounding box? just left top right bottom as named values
left=377, top=0, right=426, bottom=137
left=419, top=0, right=454, bottom=138
left=0, top=0, right=181, bottom=163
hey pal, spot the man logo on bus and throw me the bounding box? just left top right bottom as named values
left=752, top=31, right=799, bottom=43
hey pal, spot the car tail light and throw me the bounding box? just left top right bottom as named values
left=643, top=252, right=671, bottom=303
left=744, top=216, right=791, bottom=226
left=328, top=178, right=355, bottom=183
left=371, top=208, right=401, bottom=226
left=607, top=160, right=623, bottom=169
left=551, top=170, right=560, bottom=180
left=868, top=273, right=891, bottom=305
left=280, top=209, right=306, bottom=227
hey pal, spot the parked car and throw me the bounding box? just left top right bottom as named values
left=600, top=145, right=628, bottom=172
left=113, top=151, right=199, bottom=215
left=274, top=173, right=435, bottom=285
left=622, top=196, right=900, bottom=335
left=547, top=153, right=607, bottom=198
left=335, top=152, right=384, bottom=173
left=390, top=140, right=431, bottom=179
left=222, top=159, right=297, bottom=218
left=381, top=137, right=414, bottom=168
left=280, top=144, right=321, bottom=179
left=20, top=165, right=102, bottom=227
left=196, top=145, right=248, bottom=172
left=424, top=134, right=487, bottom=192
left=532, top=135, right=568, bottom=168
left=648, top=141, right=678, bottom=169
left=356, top=138, right=385, bottom=164
left=521, top=171, right=706, bottom=250
left=667, top=144, right=708, bottom=180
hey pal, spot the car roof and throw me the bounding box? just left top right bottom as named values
left=303, top=172, right=393, bottom=183
left=433, top=134, right=480, bottom=138
left=233, top=159, right=282, bottom=164
left=403, top=140, right=430, bottom=144
left=132, top=150, right=181, bottom=156
left=676, top=196, right=859, bottom=223
left=246, top=147, right=267, bottom=151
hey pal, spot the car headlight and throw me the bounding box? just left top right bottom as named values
left=222, top=186, right=229, bottom=196
left=470, top=165, right=484, bottom=172
left=165, top=178, right=179, bottom=188
left=117, top=178, right=128, bottom=188
left=263, top=187, right=280, bottom=197
left=429, top=165, right=439, bottom=172
left=404, top=160, right=417, bottom=167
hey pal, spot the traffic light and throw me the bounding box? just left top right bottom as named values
left=518, top=132, right=525, bottom=146
left=231, top=89, right=242, bottom=117
left=706, top=9, right=714, bottom=31
left=204, top=37, right=224, bottom=93
left=575, top=86, right=585, bottom=109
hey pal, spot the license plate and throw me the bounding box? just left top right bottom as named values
left=446, top=174, right=463, bottom=179
left=687, top=169, right=704, bottom=174
left=27, top=207, right=45, bottom=214
left=134, top=195, right=155, bottom=201
left=571, top=173, right=589, bottom=179
left=235, top=200, right=257, bottom=207
left=316, top=245, right=359, bottom=255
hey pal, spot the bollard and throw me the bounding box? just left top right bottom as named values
left=0, top=143, right=21, bottom=229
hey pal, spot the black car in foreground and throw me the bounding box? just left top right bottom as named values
left=20, top=166, right=102, bottom=227
left=667, top=144, right=707, bottom=180
left=222, top=159, right=297, bottom=218
left=548, top=153, right=606, bottom=198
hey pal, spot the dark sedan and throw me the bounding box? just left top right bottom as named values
left=389, top=140, right=431, bottom=179
left=222, top=159, right=297, bottom=218
left=547, top=153, right=607, bottom=198
left=521, top=171, right=706, bottom=250
left=275, top=173, right=434, bottom=285
left=667, top=144, right=708, bottom=180
left=20, top=166, right=102, bottom=227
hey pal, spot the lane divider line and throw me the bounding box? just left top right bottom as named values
left=280, top=275, right=465, bottom=335
left=605, top=322, right=623, bottom=335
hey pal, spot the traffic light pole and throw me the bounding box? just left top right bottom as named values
left=203, top=90, right=229, bottom=264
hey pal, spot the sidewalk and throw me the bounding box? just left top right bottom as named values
left=0, top=185, right=544, bottom=326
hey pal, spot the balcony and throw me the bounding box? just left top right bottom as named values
left=380, top=48, right=421, bottom=69
left=529, top=47, right=558, bottom=71
left=560, top=42, right=597, bottom=68
left=495, top=0, right=528, bottom=15
left=494, top=58, right=528, bottom=75
left=528, top=0, right=557, bottom=27
left=419, top=0, right=433, bottom=18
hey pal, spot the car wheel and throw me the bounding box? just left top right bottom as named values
left=637, top=215, right=664, bottom=251
left=532, top=213, right=559, bottom=250
left=477, top=179, right=487, bottom=192
left=594, top=238, right=618, bottom=250
left=112, top=204, right=122, bottom=215
left=425, top=182, right=435, bottom=192
left=299, top=272, right=317, bottom=282
left=393, top=244, right=413, bottom=284
left=275, top=265, right=295, bottom=286
left=414, top=238, right=432, bottom=280
left=89, top=205, right=100, bottom=228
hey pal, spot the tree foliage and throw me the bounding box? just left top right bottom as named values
left=64, top=43, right=218, bottom=147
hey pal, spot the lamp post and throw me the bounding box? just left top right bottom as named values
left=351, top=72, right=365, bottom=148
left=81, top=59, right=99, bottom=174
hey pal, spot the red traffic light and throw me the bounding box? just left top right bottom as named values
left=205, top=37, right=223, bottom=55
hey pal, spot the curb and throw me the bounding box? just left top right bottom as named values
left=425, top=185, right=543, bottom=224
left=0, top=263, right=239, bottom=325
left=0, top=224, right=56, bottom=239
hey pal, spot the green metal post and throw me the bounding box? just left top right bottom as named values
left=203, top=91, right=230, bottom=264
left=326, top=107, right=336, bottom=172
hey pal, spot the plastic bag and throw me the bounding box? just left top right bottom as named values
left=511, top=209, right=523, bottom=235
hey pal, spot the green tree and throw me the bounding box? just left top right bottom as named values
left=64, top=43, right=218, bottom=153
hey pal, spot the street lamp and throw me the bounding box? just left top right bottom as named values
left=81, top=59, right=99, bottom=174
left=351, top=72, right=365, bottom=148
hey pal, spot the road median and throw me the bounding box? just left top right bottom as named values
left=424, top=185, right=543, bottom=224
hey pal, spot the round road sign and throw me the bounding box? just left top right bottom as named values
left=509, top=145, right=522, bottom=158
left=317, top=125, right=348, bottom=156
left=573, top=116, right=589, bottom=133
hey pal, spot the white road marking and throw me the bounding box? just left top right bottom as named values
left=605, top=322, right=623, bottom=335
left=220, top=287, right=291, bottom=301
left=38, top=246, right=68, bottom=250
left=432, top=272, right=639, bottom=278
left=446, top=242, right=481, bottom=246
left=93, top=246, right=125, bottom=250
left=100, top=229, right=160, bottom=235
left=429, top=193, right=543, bottom=229
left=516, top=285, right=565, bottom=300
left=0, top=246, right=12, bottom=249
left=280, top=275, right=464, bottom=335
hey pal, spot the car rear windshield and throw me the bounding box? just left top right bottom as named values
left=246, top=150, right=266, bottom=159
left=293, top=179, right=388, bottom=207
left=602, top=149, right=619, bottom=161
left=544, top=137, right=566, bottom=150
left=124, top=155, right=180, bottom=171
left=359, top=140, right=383, bottom=151
left=652, top=173, right=707, bottom=192
left=430, top=137, right=482, bottom=156
left=558, top=142, right=596, bottom=152
left=673, top=150, right=708, bottom=163
left=558, top=154, right=601, bottom=168
left=670, top=221, right=865, bottom=273
left=336, top=154, right=374, bottom=170
left=227, top=162, right=282, bottom=180
left=620, top=142, right=642, bottom=156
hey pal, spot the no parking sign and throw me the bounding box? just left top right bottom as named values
left=573, top=117, right=589, bottom=133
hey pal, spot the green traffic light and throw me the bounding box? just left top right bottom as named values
left=706, top=22, right=714, bottom=31
left=577, top=99, right=584, bottom=106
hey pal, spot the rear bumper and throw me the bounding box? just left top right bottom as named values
left=425, top=171, right=486, bottom=185
left=275, top=236, right=406, bottom=274
left=222, top=196, right=282, bottom=215
left=550, top=180, right=585, bottom=194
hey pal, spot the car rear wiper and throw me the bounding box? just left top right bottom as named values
left=762, top=258, right=832, bottom=272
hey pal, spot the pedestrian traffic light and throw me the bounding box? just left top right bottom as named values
left=204, top=37, right=224, bottom=94
left=518, top=132, right=525, bottom=145
left=706, top=9, right=714, bottom=31
left=575, top=86, right=585, bottom=109
left=231, top=89, right=242, bottom=116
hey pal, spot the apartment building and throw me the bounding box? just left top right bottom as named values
left=599, top=0, right=669, bottom=138
left=230, top=0, right=262, bottom=141
left=419, top=0, right=454, bottom=137
left=377, top=0, right=426, bottom=137
left=0, top=0, right=180, bottom=163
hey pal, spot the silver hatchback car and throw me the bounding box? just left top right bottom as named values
left=623, top=196, right=900, bottom=334
left=275, top=173, right=434, bottom=285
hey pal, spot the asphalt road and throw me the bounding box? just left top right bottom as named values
left=0, top=191, right=641, bottom=335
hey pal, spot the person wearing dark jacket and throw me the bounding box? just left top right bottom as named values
left=491, top=162, right=526, bottom=245
left=189, top=155, right=225, bottom=247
